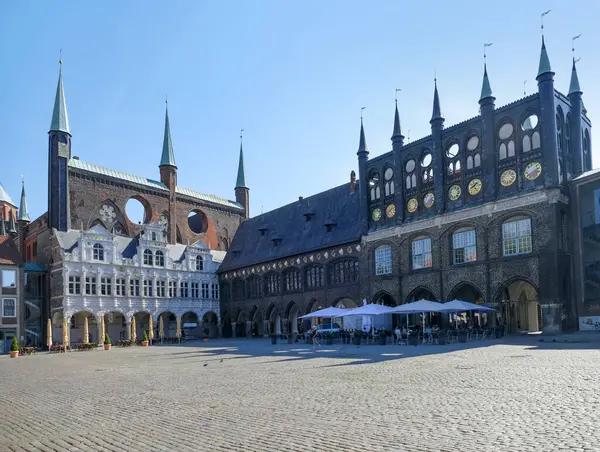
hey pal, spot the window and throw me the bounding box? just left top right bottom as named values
left=196, top=255, right=204, bottom=271
left=92, top=243, right=104, bottom=261
left=502, top=218, right=532, bottom=256
left=328, top=259, right=359, bottom=286
left=232, top=279, right=245, bottom=300
left=405, top=159, right=417, bottom=189
left=168, top=281, right=177, bottom=298
left=305, top=266, right=324, bottom=289
left=265, top=273, right=280, bottom=295
left=384, top=167, right=394, bottom=196
left=143, top=280, right=153, bottom=297
left=155, top=251, right=165, bottom=267
left=422, top=168, right=433, bottom=184
left=68, top=276, right=81, bottom=295
left=85, top=276, right=97, bottom=295
left=191, top=282, right=199, bottom=298
left=1, top=270, right=16, bottom=291
left=129, top=279, right=140, bottom=297
left=498, top=122, right=515, bottom=160
left=369, top=172, right=381, bottom=201
left=375, top=246, right=392, bottom=275
left=2, top=298, right=16, bottom=317
left=181, top=281, right=189, bottom=298
left=116, top=278, right=126, bottom=296
left=446, top=143, right=461, bottom=176
left=284, top=269, right=302, bottom=292
left=100, top=277, right=112, bottom=296
left=156, top=280, right=166, bottom=297
left=143, top=249, right=153, bottom=266
left=412, top=238, right=432, bottom=269
left=452, top=229, right=477, bottom=264
left=202, top=282, right=209, bottom=298
left=211, top=283, right=219, bottom=300
left=247, top=275, right=263, bottom=298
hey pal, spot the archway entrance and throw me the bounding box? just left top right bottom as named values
left=498, top=280, right=540, bottom=333
left=158, top=312, right=177, bottom=339
left=222, top=312, right=232, bottom=338
left=335, top=298, right=358, bottom=330
left=405, top=288, right=438, bottom=329
left=372, top=293, right=397, bottom=330
left=182, top=312, right=200, bottom=339
left=133, top=311, right=151, bottom=342
left=250, top=307, right=264, bottom=337
left=235, top=311, right=246, bottom=337
left=285, top=302, right=299, bottom=335
left=202, top=312, right=218, bottom=338
left=448, top=283, right=486, bottom=328
left=104, top=311, right=127, bottom=342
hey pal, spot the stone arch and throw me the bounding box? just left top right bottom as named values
left=103, top=310, right=127, bottom=342
left=125, top=195, right=152, bottom=226
left=405, top=286, right=438, bottom=303
left=306, top=298, right=324, bottom=314
left=89, top=218, right=107, bottom=229
left=157, top=311, right=177, bottom=339
left=221, top=311, right=232, bottom=337
left=372, top=290, right=396, bottom=306
left=494, top=277, right=540, bottom=333
left=285, top=301, right=299, bottom=335
left=250, top=306, right=264, bottom=337
left=88, top=199, right=128, bottom=234
left=268, top=305, right=282, bottom=335
left=187, top=209, right=208, bottom=235
left=69, top=310, right=98, bottom=344
left=447, top=282, right=485, bottom=303
left=201, top=311, right=219, bottom=338
left=234, top=308, right=247, bottom=337
left=132, top=311, right=151, bottom=342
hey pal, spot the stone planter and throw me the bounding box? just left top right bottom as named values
left=10, top=350, right=18, bottom=358
left=104, top=344, right=111, bottom=351
left=141, top=341, right=149, bottom=347
left=352, top=335, right=361, bottom=346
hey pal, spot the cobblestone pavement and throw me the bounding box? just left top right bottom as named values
left=1, top=337, right=600, bottom=452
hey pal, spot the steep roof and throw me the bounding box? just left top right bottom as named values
left=50, top=67, right=70, bottom=134
left=0, top=236, right=22, bottom=266
left=0, top=183, right=16, bottom=207
left=68, top=158, right=243, bottom=210
left=219, top=182, right=362, bottom=271
left=159, top=105, right=177, bottom=167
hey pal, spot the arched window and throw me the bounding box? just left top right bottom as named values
left=466, top=156, right=473, bottom=170
left=264, top=273, right=280, bottom=295
left=232, top=279, right=245, bottom=300
left=584, top=129, right=591, bottom=170
left=284, top=269, right=302, bottom=292
left=196, top=255, right=204, bottom=271
left=369, top=172, right=381, bottom=201
left=446, top=142, right=460, bottom=176
left=412, top=237, right=432, bottom=269
left=474, top=153, right=481, bottom=167
left=502, top=217, right=532, bottom=256
left=384, top=167, right=394, bottom=196
left=247, top=275, right=262, bottom=298
left=498, top=122, right=515, bottom=160
left=452, top=228, right=476, bottom=264
left=328, top=259, right=359, bottom=286
left=143, top=249, right=153, bottom=266
left=405, top=159, right=416, bottom=189
left=522, top=135, right=531, bottom=153
left=93, top=243, right=104, bottom=261
left=465, top=134, right=480, bottom=171
left=421, top=151, right=433, bottom=184
left=374, top=245, right=392, bottom=275
left=521, top=114, right=540, bottom=153
left=155, top=250, right=165, bottom=267
left=305, top=265, right=324, bottom=289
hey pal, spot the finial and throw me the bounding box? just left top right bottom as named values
left=21, top=175, right=24, bottom=185
left=240, top=128, right=244, bottom=141
left=395, top=88, right=401, bottom=104
left=483, top=42, right=493, bottom=64
left=524, top=80, right=527, bottom=96
left=572, top=34, right=582, bottom=60
left=407, top=129, right=411, bottom=143
left=434, top=67, right=437, bottom=83
left=541, top=10, right=551, bottom=36
left=59, top=48, right=62, bottom=66
left=165, top=94, right=168, bottom=105
left=360, top=106, right=366, bottom=120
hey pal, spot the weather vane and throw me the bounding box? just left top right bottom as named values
left=541, top=10, right=551, bottom=34
left=483, top=43, right=493, bottom=63
left=395, top=88, right=401, bottom=103
left=240, top=128, right=244, bottom=141
left=523, top=80, right=527, bottom=97
left=59, top=48, right=62, bottom=65
left=407, top=129, right=411, bottom=143
left=360, top=106, right=366, bottom=120
left=572, top=34, right=582, bottom=60
left=165, top=94, right=168, bottom=105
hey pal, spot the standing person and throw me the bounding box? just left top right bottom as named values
left=311, top=325, right=320, bottom=349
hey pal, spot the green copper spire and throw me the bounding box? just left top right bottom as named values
left=50, top=63, right=70, bottom=134
left=235, top=136, right=247, bottom=189
left=537, top=36, right=553, bottom=78
left=479, top=63, right=493, bottom=101
left=357, top=118, right=368, bottom=155
left=568, top=58, right=582, bottom=95
left=430, top=80, right=443, bottom=122
left=18, top=181, right=30, bottom=223
left=159, top=104, right=177, bottom=168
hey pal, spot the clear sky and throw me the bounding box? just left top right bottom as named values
left=1, top=0, right=598, bottom=222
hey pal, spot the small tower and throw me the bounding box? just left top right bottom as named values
left=430, top=80, right=445, bottom=214
left=390, top=99, right=405, bottom=223
left=536, top=37, right=560, bottom=186
left=391, top=100, right=404, bottom=151
left=17, top=181, right=30, bottom=255
left=357, top=118, right=369, bottom=234
left=158, top=103, right=178, bottom=243
left=568, top=58, right=584, bottom=176
left=234, top=132, right=249, bottom=219
left=479, top=64, right=497, bottom=201
left=47, top=60, right=72, bottom=232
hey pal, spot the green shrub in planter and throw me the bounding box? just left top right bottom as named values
left=104, top=333, right=111, bottom=345
left=377, top=331, right=387, bottom=345
left=10, top=336, right=18, bottom=352
left=143, top=331, right=149, bottom=342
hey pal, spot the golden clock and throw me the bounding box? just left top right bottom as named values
left=524, top=161, right=542, bottom=181
left=386, top=204, right=396, bottom=218
left=468, top=178, right=482, bottom=196
left=500, top=169, right=517, bottom=187
left=372, top=208, right=382, bottom=221
left=448, top=185, right=462, bottom=201
left=423, top=192, right=435, bottom=209
left=407, top=198, right=418, bottom=213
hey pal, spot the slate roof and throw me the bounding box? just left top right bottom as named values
left=68, top=159, right=243, bottom=210
left=219, top=182, right=362, bottom=272
left=0, top=183, right=16, bottom=207
left=0, top=236, right=23, bottom=266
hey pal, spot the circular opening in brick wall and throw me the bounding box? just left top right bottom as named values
left=126, top=197, right=150, bottom=225
left=187, top=209, right=208, bottom=234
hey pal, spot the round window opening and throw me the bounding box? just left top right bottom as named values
left=125, top=197, right=150, bottom=225
left=187, top=210, right=208, bottom=234
left=405, top=159, right=416, bottom=173
left=384, top=168, right=394, bottom=180
left=521, top=114, right=539, bottom=131
left=446, top=143, right=459, bottom=158
left=467, top=136, right=479, bottom=151
left=498, top=123, right=514, bottom=140
left=369, top=173, right=380, bottom=186
left=421, top=153, right=432, bottom=167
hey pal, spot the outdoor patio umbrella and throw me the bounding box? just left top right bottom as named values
left=341, top=304, right=395, bottom=337
left=299, top=307, right=354, bottom=332
left=437, top=300, right=496, bottom=312
left=83, top=317, right=89, bottom=344
left=62, top=318, right=69, bottom=350
left=390, top=299, right=445, bottom=332
left=131, top=316, right=137, bottom=342
left=148, top=315, right=154, bottom=341
left=46, top=318, right=52, bottom=348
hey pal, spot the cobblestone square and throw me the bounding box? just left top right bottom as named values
left=1, top=337, right=600, bottom=451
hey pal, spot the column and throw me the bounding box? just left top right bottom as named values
left=217, top=323, right=223, bottom=338
left=245, top=321, right=252, bottom=338
left=126, top=319, right=132, bottom=340
left=231, top=322, right=237, bottom=338
left=263, top=319, right=269, bottom=337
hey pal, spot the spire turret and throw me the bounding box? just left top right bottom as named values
left=430, top=80, right=443, bottom=123
left=0, top=217, right=5, bottom=236
left=18, top=181, right=30, bottom=223
left=537, top=37, right=553, bottom=79
left=235, top=137, right=247, bottom=189
left=479, top=64, right=494, bottom=102
left=7, top=213, right=16, bottom=234
left=159, top=104, right=176, bottom=168
left=357, top=118, right=368, bottom=155
left=568, top=58, right=582, bottom=95
left=50, top=63, right=70, bottom=134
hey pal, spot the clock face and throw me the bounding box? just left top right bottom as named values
left=407, top=198, right=418, bottom=213
left=372, top=208, right=382, bottom=221
left=524, top=161, right=542, bottom=180
left=423, top=192, right=435, bottom=209
left=386, top=204, right=396, bottom=218
left=448, top=185, right=462, bottom=201
left=468, top=178, right=482, bottom=196
left=501, top=169, right=517, bottom=187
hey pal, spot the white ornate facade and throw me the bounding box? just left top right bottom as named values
left=51, top=223, right=222, bottom=343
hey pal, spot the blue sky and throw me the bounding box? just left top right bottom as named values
left=1, top=0, right=598, bottom=221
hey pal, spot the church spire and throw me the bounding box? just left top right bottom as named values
left=159, top=102, right=176, bottom=168
left=18, top=181, right=30, bottom=223
left=537, top=36, right=553, bottom=78
left=480, top=63, right=494, bottom=101
left=235, top=132, right=247, bottom=189
left=430, top=79, right=443, bottom=123
left=357, top=118, right=368, bottom=155
left=568, top=58, right=582, bottom=95
left=50, top=60, right=70, bottom=134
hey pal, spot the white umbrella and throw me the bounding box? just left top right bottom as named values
left=390, top=299, right=444, bottom=314
left=438, top=299, right=496, bottom=312
left=342, top=304, right=395, bottom=338
left=299, top=307, right=352, bottom=319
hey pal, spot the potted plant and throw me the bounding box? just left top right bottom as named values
left=203, top=325, right=210, bottom=342
left=104, top=333, right=112, bottom=351
left=438, top=331, right=447, bottom=345
left=141, top=331, right=149, bottom=347
left=287, top=333, right=296, bottom=344
left=9, top=337, right=19, bottom=358
left=377, top=330, right=387, bottom=345
left=458, top=329, right=468, bottom=343
left=270, top=333, right=278, bottom=345
left=408, top=333, right=419, bottom=346
left=351, top=330, right=362, bottom=346
left=322, top=331, right=334, bottom=346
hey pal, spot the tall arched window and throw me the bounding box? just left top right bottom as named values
left=328, top=259, right=359, bottom=286
left=155, top=250, right=165, bottom=267
left=498, top=122, right=515, bottom=160
left=305, top=265, right=324, bottom=289
left=465, top=134, right=481, bottom=170
left=374, top=245, right=392, bottom=275
left=421, top=151, right=433, bottom=184
left=143, top=249, right=153, bottom=265
left=196, top=255, right=204, bottom=271
left=521, top=114, right=540, bottom=153
left=452, top=228, right=476, bottom=264
left=446, top=142, right=461, bottom=175
left=502, top=217, right=532, bottom=256
left=369, top=172, right=381, bottom=201
left=412, top=237, right=432, bottom=269
left=93, top=243, right=104, bottom=261
left=384, top=167, right=394, bottom=196
left=247, top=275, right=262, bottom=298
left=284, top=269, right=302, bottom=292
left=264, top=273, right=280, bottom=295
left=405, top=158, right=417, bottom=189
